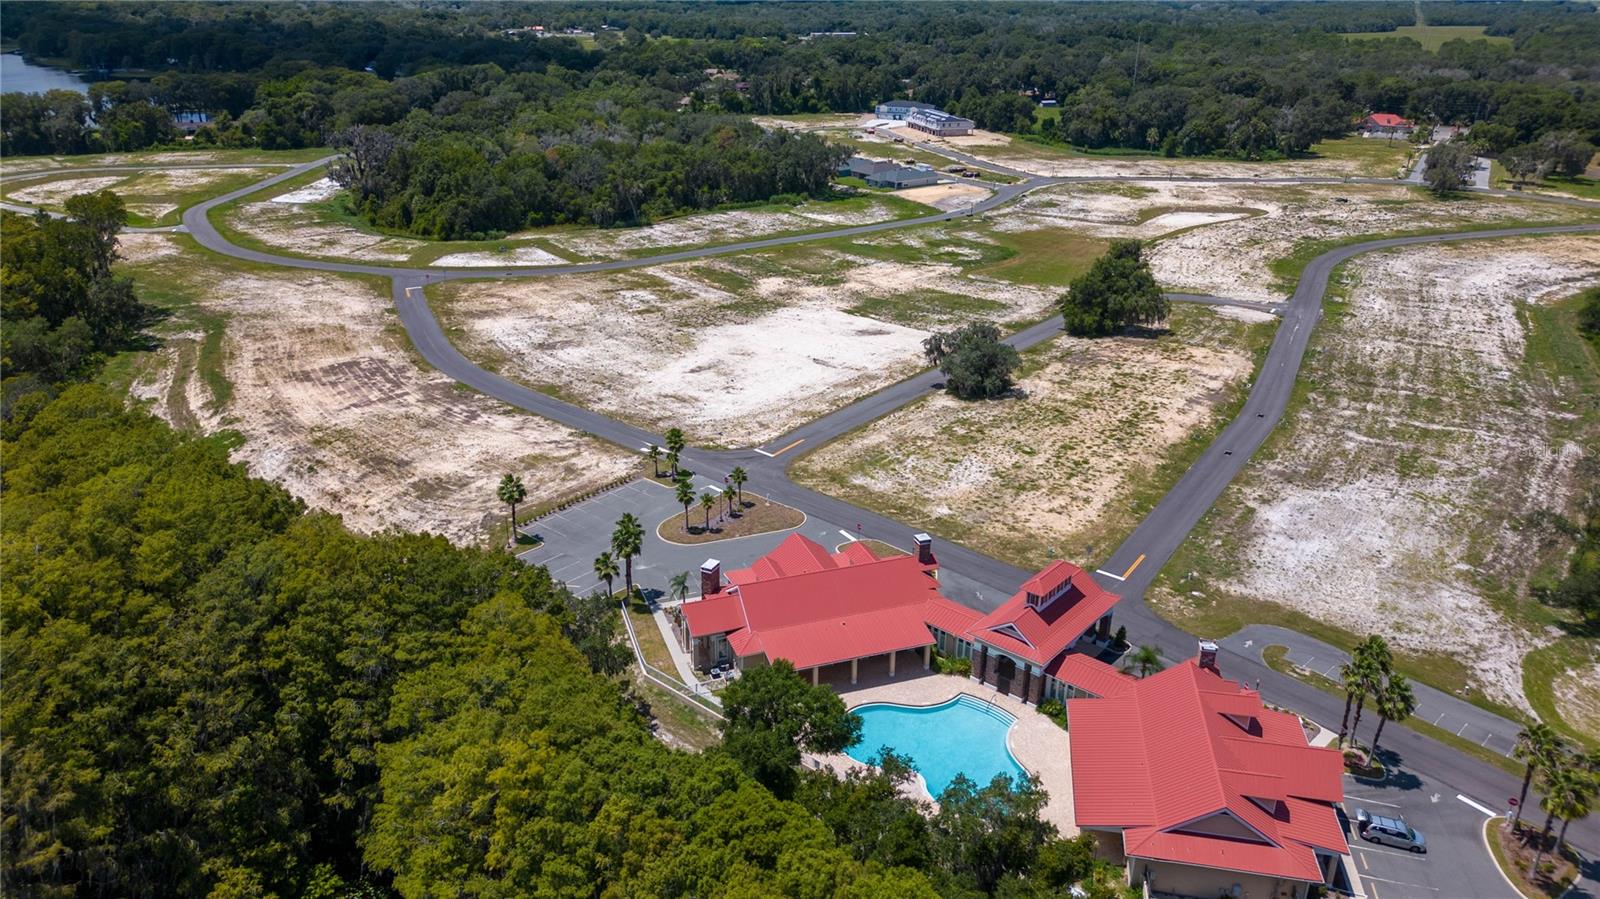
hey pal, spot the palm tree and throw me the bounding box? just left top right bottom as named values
left=593, top=551, right=619, bottom=596
left=699, top=492, right=717, bottom=531
left=610, top=514, right=643, bottom=600
left=1348, top=636, right=1392, bottom=747
left=1531, top=756, right=1585, bottom=874
left=1512, top=724, right=1564, bottom=832
left=665, top=427, right=685, bottom=475
left=1553, top=763, right=1596, bottom=858
left=1368, top=674, right=1416, bottom=758
left=646, top=444, right=662, bottom=478
left=723, top=485, right=737, bottom=516
left=497, top=473, right=526, bottom=547
left=665, top=449, right=680, bottom=478
left=1337, top=654, right=1375, bottom=746
left=668, top=572, right=690, bottom=604
left=675, top=477, right=695, bottom=528
left=1126, top=645, right=1163, bottom=678
left=730, top=466, right=747, bottom=505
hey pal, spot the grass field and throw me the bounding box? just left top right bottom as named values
left=1304, top=136, right=1416, bottom=178
left=1341, top=24, right=1511, bottom=52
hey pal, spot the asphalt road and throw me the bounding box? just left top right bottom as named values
left=86, top=150, right=1600, bottom=878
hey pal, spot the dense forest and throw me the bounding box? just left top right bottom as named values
left=4, top=2, right=1599, bottom=233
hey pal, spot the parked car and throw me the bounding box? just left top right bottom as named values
left=1356, top=808, right=1427, bottom=853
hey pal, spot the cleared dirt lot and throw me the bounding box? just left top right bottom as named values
left=1003, top=181, right=1598, bottom=302
left=791, top=304, right=1274, bottom=569
left=114, top=236, right=635, bottom=545
left=1153, top=236, right=1600, bottom=715
left=432, top=229, right=1072, bottom=446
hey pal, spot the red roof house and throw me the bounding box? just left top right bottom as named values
left=672, top=533, right=1128, bottom=703
left=675, top=533, right=979, bottom=682
left=1362, top=112, right=1415, bottom=136
left=966, top=560, right=1126, bottom=705
left=1070, top=654, right=1349, bottom=897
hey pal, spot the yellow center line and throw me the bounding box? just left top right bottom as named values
left=769, top=438, right=805, bottom=457
left=1120, top=553, right=1146, bottom=580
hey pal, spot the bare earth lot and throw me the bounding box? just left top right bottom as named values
left=432, top=233, right=1068, bottom=446
left=1004, top=181, right=1597, bottom=302
left=114, top=236, right=635, bottom=544
left=4, top=167, right=273, bottom=226
left=1153, top=236, right=1600, bottom=716
left=792, top=304, right=1274, bottom=569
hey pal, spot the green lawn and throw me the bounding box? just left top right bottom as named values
left=1341, top=24, right=1511, bottom=52
left=1304, top=136, right=1417, bottom=178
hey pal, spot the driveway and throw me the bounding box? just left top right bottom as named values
left=1343, top=768, right=1513, bottom=899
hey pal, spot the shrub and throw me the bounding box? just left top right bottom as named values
left=932, top=650, right=972, bottom=677
left=1037, top=698, right=1068, bottom=729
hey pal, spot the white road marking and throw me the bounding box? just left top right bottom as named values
left=752, top=448, right=775, bottom=458
left=1242, top=639, right=1254, bottom=649
left=1347, top=795, right=1403, bottom=808
left=839, top=530, right=858, bottom=542
left=1094, top=569, right=1127, bottom=581
left=1359, top=874, right=1439, bottom=892
left=1457, top=794, right=1496, bottom=816
left=1457, top=723, right=1469, bottom=736
left=1355, top=842, right=1428, bottom=861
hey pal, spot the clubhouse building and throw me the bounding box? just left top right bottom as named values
left=672, top=533, right=1126, bottom=701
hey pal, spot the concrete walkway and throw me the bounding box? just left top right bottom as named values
left=1221, top=625, right=1524, bottom=758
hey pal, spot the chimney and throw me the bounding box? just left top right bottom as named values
left=699, top=559, right=721, bottom=598
left=914, top=533, right=934, bottom=565
left=1198, top=639, right=1219, bottom=672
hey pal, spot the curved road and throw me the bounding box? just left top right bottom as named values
left=27, top=149, right=1600, bottom=868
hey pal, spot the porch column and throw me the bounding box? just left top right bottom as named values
left=811, top=666, right=819, bottom=686
left=1097, top=614, right=1112, bottom=640
left=889, top=651, right=897, bottom=678
left=851, top=658, right=859, bottom=685
left=923, top=644, right=931, bottom=669
left=1019, top=664, right=1032, bottom=703
left=976, top=644, right=989, bottom=682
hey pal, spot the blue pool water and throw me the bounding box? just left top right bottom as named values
left=845, top=695, right=1026, bottom=796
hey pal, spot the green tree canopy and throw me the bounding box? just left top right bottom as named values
left=1060, top=239, right=1168, bottom=337
left=922, top=322, right=1022, bottom=400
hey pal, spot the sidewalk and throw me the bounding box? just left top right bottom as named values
left=1221, top=625, right=1524, bottom=758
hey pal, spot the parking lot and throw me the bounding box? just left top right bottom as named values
left=516, top=476, right=992, bottom=603
left=1342, top=769, right=1514, bottom=899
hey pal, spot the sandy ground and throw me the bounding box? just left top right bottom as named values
left=229, top=188, right=431, bottom=262
left=432, top=248, right=566, bottom=267
left=895, top=182, right=992, bottom=211
left=7, top=174, right=130, bottom=206
left=543, top=199, right=909, bottom=257
left=793, top=305, right=1262, bottom=568
left=1553, top=661, right=1600, bottom=740
left=1172, top=237, right=1600, bottom=710
left=119, top=237, right=635, bottom=544
left=271, top=176, right=341, bottom=204
left=436, top=247, right=1058, bottom=446
left=5, top=167, right=265, bottom=216
left=990, top=181, right=1592, bottom=302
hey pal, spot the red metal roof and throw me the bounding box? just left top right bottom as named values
left=681, top=534, right=957, bottom=670
left=1070, top=660, right=1348, bottom=883
left=968, top=561, right=1120, bottom=666
left=1045, top=652, right=1136, bottom=698
left=1366, top=112, right=1411, bottom=127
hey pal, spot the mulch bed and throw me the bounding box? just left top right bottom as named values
left=658, top=492, right=805, bottom=544
left=1490, top=817, right=1579, bottom=898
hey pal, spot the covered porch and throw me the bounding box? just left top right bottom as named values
left=806, top=644, right=934, bottom=688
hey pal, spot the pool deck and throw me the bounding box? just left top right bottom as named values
left=804, top=656, right=1077, bottom=835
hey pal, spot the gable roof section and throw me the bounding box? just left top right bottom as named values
left=1069, top=660, right=1348, bottom=883
left=1366, top=112, right=1411, bottom=127
left=968, top=561, right=1120, bottom=666
left=680, top=534, right=957, bottom=669
left=1045, top=652, right=1136, bottom=698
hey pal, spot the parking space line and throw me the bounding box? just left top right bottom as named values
left=1346, top=795, right=1402, bottom=808
left=1359, top=853, right=1369, bottom=871
left=1358, top=874, right=1438, bottom=892
left=1354, top=843, right=1427, bottom=861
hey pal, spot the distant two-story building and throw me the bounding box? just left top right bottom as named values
left=838, top=155, right=941, bottom=189
left=1361, top=112, right=1415, bottom=138
left=874, top=100, right=976, bottom=137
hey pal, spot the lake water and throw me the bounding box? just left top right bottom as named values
left=1, top=53, right=90, bottom=95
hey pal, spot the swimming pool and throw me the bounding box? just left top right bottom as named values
left=844, top=694, right=1026, bottom=797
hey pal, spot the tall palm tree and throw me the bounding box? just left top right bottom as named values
left=675, top=477, right=695, bottom=528
left=1126, top=645, right=1162, bottom=678
left=1532, top=756, right=1583, bottom=874
left=699, top=492, right=717, bottom=531
left=665, top=427, right=686, bottom=476
left=1553, top=764, right=1596, bottom=858
left=730, top=466, right=748, bottom=505
left=668, top=572, right=690, bottom=604
left=1512, top=724, right=1564, bottom=832
left=723, top=485, right=737, bottom=516
left=1348, top=636, right=1392, bottom=747
left=665, top=449, right=680, bottom=478
left=1337, top=655, right=1374, bottom=746
left=646, top=444, right=662, bottom=478
left=497, top=473, right=526, bottom=547
left=1368, top=674, right=1416, bottom=758
left=611, top=514, right=643, bottom=600
left=593, top=551, right=619, bottom=597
